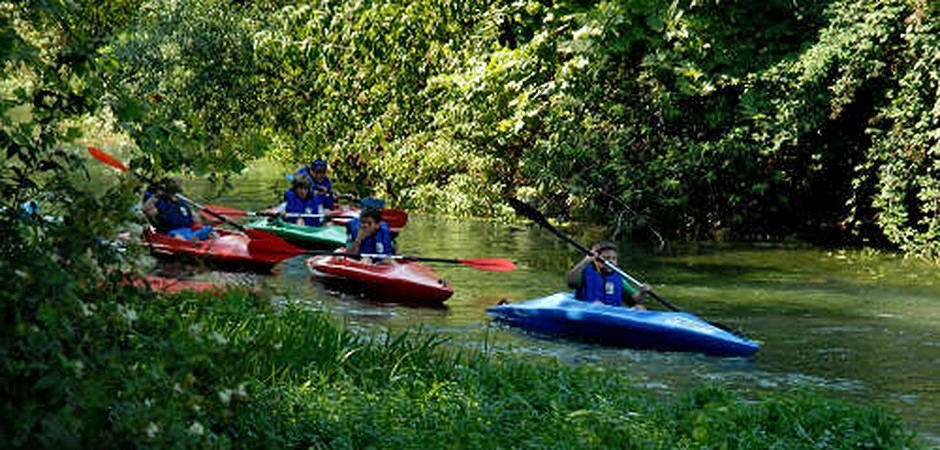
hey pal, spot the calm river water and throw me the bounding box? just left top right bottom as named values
left=168, top=160, right=939, bottom=444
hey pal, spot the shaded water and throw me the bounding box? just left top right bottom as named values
left=169, top=160, right=939, bottom=444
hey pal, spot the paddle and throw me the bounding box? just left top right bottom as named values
left=199, top=204, right=331, bottom=220
left=86, top=147, right=295, bottom=258
left=255, top=242, right=516, bottom=272
left=200, top=203, right=409, bottom=228
left=505, top=196, right=682, bottom=312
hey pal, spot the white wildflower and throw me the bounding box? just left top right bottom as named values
left=173, top=383, right=183, bottom=394
left=187, top=421, right=204, bottom=436
left=218, top=389, right=232, bottom=405
left=208, top=332, right=227, bottom=346
left=273, top=342, right=283, bottom=350
left=117, top=304, right=137, bottom=324
left=80, top=301, right=97, bottom=317
left=145, top=422, right=160, bottom=439
left=188, top=324, right=202, bottom=336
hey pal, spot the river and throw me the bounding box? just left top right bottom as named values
left=166, top=159, right=939, bottom=445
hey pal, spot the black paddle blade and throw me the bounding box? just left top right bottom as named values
left=505, top=197, right=552, bottom=229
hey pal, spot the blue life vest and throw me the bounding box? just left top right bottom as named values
left=284, top=188, right=324, bottom=226
left=347, top=217, right=394, bottom=255
left=154, top=197, right=194, bottom=234
left=295, top=167, right=334, bottom=209
left=575, top=263, right=625, bottom=306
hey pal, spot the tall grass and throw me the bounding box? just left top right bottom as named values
left=2, top=285, right=920, bottom=448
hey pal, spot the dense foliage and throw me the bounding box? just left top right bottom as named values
left=96, top=0, right=939, bottom=258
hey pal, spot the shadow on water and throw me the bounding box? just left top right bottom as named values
left=160, top=162, right=940, bottom=445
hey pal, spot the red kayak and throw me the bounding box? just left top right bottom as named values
left=143, top=228, right=284, bottom=272
left=306, top=254, right=453, bottom=304
left=325, top=205, right=405, bottom=236
left=139, top=275, right=226, bottom=294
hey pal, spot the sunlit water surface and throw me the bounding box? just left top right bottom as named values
left=155, top=160, right=940, bottom=444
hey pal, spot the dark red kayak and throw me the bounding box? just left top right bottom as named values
left=324, top=205, right=406, bottom=236
left=139, top=275, right=226, bottom=294
left=306, top=254, right=453, bottom=304
left=143, top=228, right=284, bottom=272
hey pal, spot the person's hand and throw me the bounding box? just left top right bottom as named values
left=356, top=221, right=377, bottom=241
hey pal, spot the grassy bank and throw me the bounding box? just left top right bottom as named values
left=2, top=284, right=919, bottom=449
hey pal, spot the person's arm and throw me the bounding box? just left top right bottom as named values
left=190, top=203, right=203, bottom=228
left=348, top=226, right=369, bottom=254
left=142, top=195, right=159, bottom=219
left=622, top=280, right=652, bottom=308
left=567, top=256, right=593, bottom=289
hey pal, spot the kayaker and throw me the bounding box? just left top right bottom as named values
left=277, top=177, right=325, bottom=227
left=346, top=204, right=395, bottom=264
left=294, top=159, right=337, bottom=210
left=566, top=241, right=651, bottom=309
left=142, top=177, right=214, bottom=242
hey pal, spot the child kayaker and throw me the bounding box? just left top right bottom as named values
left=142, top=177, right=214, bottom=242
left=566, top=241, right=650, bottom=309
left=346, top=203, right=394, bottom=264
left=277, top=177, right=324, bottom=227
left=294, top=159, right=337, bottom=210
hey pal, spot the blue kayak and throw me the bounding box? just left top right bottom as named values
left=486, top=292, right=759, bottom=357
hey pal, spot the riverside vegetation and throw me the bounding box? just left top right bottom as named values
left=0, top=0, right=932, bottom=447
left=0, top=230, right=919, bottom=447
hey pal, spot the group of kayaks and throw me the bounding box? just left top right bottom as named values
left=88, top=146, right=759, bottom=357
left=143, top=202, right=457, bottom=306
left=141, top=207, right=759, bottom=357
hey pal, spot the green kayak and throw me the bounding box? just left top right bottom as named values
left=246, top=218, right=347, bottom=249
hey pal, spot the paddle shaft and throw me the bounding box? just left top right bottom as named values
left=311, top=251, right=468, bottom=264
left=507, top=197, right=682, bottom=312
left=303, top=251, right=514, bottom=271
left=88, top=147, right=248, bottom=232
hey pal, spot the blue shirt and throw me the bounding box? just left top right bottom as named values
left=284, top=188, right=324, bottom=227
left=295, top=167, right=335, bottom=209
left=154, top=197, right=194, bottom=234
left=575, top=263, right=638, bottom=307
left=346, top=217, right=394, bottom=255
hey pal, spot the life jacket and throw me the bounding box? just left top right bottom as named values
left=284, top=188, right=323, bottom=227
left=347, top=217, right=394, bottom=255
left=154, top=197, right=194, bottom=234
left=575, top=263, right=625, bottom=306
left=296, top=167, right=334, bottom=209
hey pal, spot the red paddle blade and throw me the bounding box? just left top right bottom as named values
left=88, top=147, right=129, bottom=172
left=458, top=258, right=516, bottom=272
left=245, top=228, right=307, bottom=261
left=381, top=208, right=408, bottom=228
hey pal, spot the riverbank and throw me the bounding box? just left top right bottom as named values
left=3, top=281, right=921, bottom=448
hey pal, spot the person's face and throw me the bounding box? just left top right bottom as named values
left=596, top=249, right=618, bottom=273
left=313, top=169, right=326, bottom=182
left=296, top=185, right=310, bottom=198
left=360, top=216, right=379, bottom=235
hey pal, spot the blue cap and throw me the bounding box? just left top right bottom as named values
left=360, top=197, right=385, bottom=210
left=311, top=159, right=327, bottom=171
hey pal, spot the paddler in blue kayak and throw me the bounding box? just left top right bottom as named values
left=346, top=199, right=395, bottom=264
left=293, top=158, right=337, bottom=210
left=276, top=177, right=325, bottom=227
left=566, top=241, right=651, bottom=309
left=142, top=177, right=214, bottom=242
